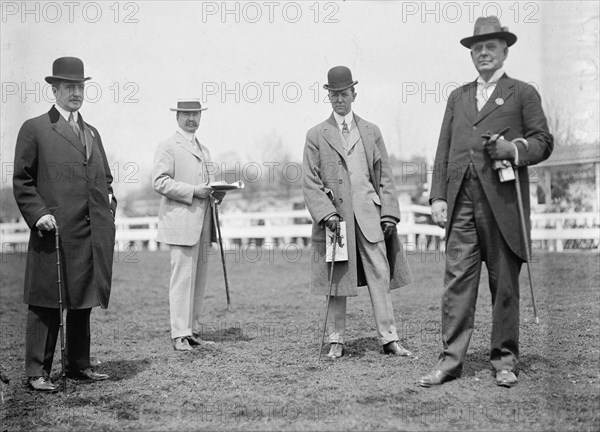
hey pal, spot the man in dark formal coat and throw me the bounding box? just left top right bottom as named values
left=303, top=66, right=412, bottom=359
left=418, top=18, right=553, bottom=388
left=13, top=57, right=116, bottom=391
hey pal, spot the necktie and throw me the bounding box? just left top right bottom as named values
left=477, top=82, right=494, bottom=111
left=68, top=112, right=86, bottom=153
left=342, top=120, right=350, bottom=142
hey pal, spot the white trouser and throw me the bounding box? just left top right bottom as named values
left=169, top=209, right=212, bottom=339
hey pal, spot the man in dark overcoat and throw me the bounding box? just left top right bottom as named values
left=13, top=57, right=116, bottom=391
left=303, top=66, right=412, bottom=359
left=418, top=17, right=553, bottom=388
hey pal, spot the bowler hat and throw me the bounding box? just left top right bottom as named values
left=460, top=16, right=517, bottom=48
left=169, top=99, right=208, bottom=112
left=45, top=57, right=91, bottom=83
left=323, top=66, right=358, bottom=92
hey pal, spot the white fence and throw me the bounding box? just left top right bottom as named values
left=1, top=206, right=598, bottom=253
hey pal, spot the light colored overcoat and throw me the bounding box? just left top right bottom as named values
left=303, top=114, right=412, bottom=296
left=153, top=132, right=216, bottom=246
left=13, top=106, right=117, bottom=309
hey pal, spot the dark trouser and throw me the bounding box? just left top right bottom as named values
left=25, top=305, right=92, bottom=377
left=436, top=170, right=521, bottom=377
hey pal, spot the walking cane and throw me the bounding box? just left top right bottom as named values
left=54, top=227, right=67, bottom=394
left=213, top=202, right=231, bottom=312
left=484, top=128, right=539, bottom=324
left=514, top=168, right=540, bottom=324
left=317, top=229, right=338, bottom=362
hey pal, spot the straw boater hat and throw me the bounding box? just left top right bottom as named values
left=45, top=57, right=91, bottom=83
left=322, top=66, right=358, bottom=92
left=169, top=99, right=208, bottom=112
left=460, top=16, right=517, bottom=48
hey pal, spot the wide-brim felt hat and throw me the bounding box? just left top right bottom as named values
left=323, top=66, right=358, bottom=92
left=460, top=16, right=517, bottom=48
left=45, top=57, right=91, bottom=83
left=169, top=99, right=208, bottom=112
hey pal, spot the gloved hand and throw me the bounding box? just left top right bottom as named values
left=381, top=221, right=397, bottom=239
left=324, top=214, right=341, bottom=236
left=483, top=131, right=516, bottom=161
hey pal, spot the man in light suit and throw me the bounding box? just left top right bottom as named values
left=303, top=66, right=412, bottom=359
left=13, top=57, right=116, bottom=391
left=153, top=99, right=224, bottom=351
left=418, top=17, right=553, bottom=388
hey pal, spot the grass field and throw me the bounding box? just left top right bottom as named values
left=1, top=246, right=599, bottom=431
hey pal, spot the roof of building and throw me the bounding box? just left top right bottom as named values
left=538, top=142, right=599, bottom=167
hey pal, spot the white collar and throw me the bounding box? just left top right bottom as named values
left=55, top=104, right=78, bottom=122
left=477, top=68, right=505, bottom=85
left=177, top=128, right=195, bottom=142
left=333, top=111, right=353, bottom=128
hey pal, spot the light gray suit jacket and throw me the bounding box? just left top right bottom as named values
left=153, top=131, right=215, bottom=246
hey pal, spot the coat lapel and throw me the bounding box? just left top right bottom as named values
left=175, top=133, right=203, bottom=160
left=50, top=108, right=86, bottom=157
left=321, top=114, right=347, bottom=161
left=354, top=114, right=375, bottom=168
left=475, top=74, right=514, bottom=125
left=79, top=114, right=95, bottom=160
left=461, top=81, right=478, bottom=125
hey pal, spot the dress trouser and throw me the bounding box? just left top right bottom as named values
left=168, top=207, right=212, bottom=339
left=327, top=223, right=399, bottom=345
left=25, top=305, right=91, bottom=377
left=436, top=169, right=521, bottom=377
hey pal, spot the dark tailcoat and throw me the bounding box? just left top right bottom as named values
left=13, top=106, right=116, bottom=309
left=430, top=75, right=553, bottom=260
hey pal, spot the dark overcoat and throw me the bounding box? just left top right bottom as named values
left=429, top=75, right=553, bottom=260
left=303, top=114, right=412, bottom=296
left=13, top=106, right=117, bottom=309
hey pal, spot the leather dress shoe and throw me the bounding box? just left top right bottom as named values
left=68, top=367, right=109, bottom=381
left=28, top=376, right=58, bottom=392
left=495, top=370, right=518, bottom=387
left=418, top=370, right=452, bottom=387
left=383, top=341, right=412, bottom=356
left=188, top=335, right=215, bottom=346
left=173, top=337, right=193, bottom=351
left=327, top=343, right=343, bottom=359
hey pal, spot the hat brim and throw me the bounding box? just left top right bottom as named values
left=323, top=80, right=358, bottom=92
left=460, top=32, right=517, bottom=48
left=45, top=76, right=91, bottom=84
left=169, top=107, right=208, bottom=112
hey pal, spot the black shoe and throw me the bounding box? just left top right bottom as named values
left=418, top=370, right=453, bottom=387
left=383, top=341, right=412, bottom=356
left=28, top=376, right=58, bottom=391
left=68, top=367, right=109, bottom=381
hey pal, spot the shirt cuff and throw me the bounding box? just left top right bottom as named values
left=381, top=216, right=399, bottom=225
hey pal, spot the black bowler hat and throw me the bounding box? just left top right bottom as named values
left=322, top=66, right=358, bottom=92
left=45, top=57, right=91, bottom=83
left=460, top=16, right=517, bottom=48
left=169, top=99, right=208, bottom=112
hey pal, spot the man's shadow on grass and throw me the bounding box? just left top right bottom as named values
left=463, top=348, right=553, bottom=377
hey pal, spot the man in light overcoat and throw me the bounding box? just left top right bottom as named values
left=13, top=57, right=116, bottom=391
left=418, top=17, right=553, bottom=388
left=153, top=99, right=224, bottom=351
left=303, top=66, right=412, bottom=359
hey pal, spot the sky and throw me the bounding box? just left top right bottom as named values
left=1, top=1, right=597, bottom=194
